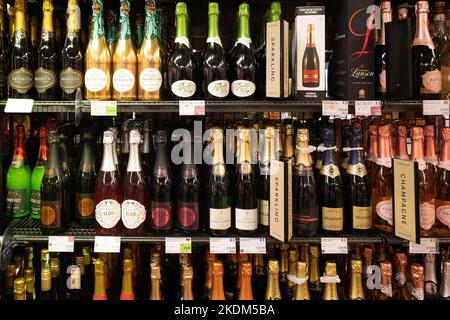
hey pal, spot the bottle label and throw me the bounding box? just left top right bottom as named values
left=235, top=208, right=258, bottom=231
left=8, top=68, right=34, bottom=94
left=178, top=201, right=199, bottom=229
left=210, top=207, right=231, bottom=230
left=236, top=37, right=251, bottom=49
left=321, top=207, right=344, bottom=231
left=436, top=201, right=450, bottom=227
left=346, top=163, right=367, bottom=177
left=151, top=202, right=172, bottom=229
left=376, top=200, right=393, bottom=225
left=380, top=284, right=392, bottom=297
left=113, top=68, right=135, bottom=92
left=174, top=36, right=191, bottom=48
left=412, top=287, right=424, bottom=300
left=139, top=68, right=162, bottom=92
left=95, top=199, right=121, bottom=229
left=171, top=80, right=196, bottom=98
left=320, top=164, right=340, bottom=178
left=85, top=68, right=108, bottom=92
left=231, top=80, right=256, bottom=97
left=258, top=199, right=269, bottom=226
left=352, top=206, right=372, bottom=230
left=31, top=190, right=41, bottom=216
left=303, top=69, right=319, bottom=84
left=40, top=200, right=62, bottom=227
left=122, top=199, right=146, bottom=230
left=375, top=157, right=392, bottom=168
left=207, top=36, right=222, bottom=47
left=6, top=189, right=26, bottom=215
left=60, top=67, right=84, bottom=93
left=421, top=69, right=442, bottom=94
left=207, top=80, right=230, bottom=98
left=420, top=201, right=435, bottom=230
left=34, top=67, right=57, bottom=93
left=76, top=193, right=95, bottom=219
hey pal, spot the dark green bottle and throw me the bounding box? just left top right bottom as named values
left=59, top=127, right=74, bottom=223
left=40, top=130, right=65, bottom=235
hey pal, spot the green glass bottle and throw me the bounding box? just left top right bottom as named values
left=30, top=127, right=48, bottom=219
left=40, top=130, right=65, bottom=235
left=6, top=125, right=31, bottom=218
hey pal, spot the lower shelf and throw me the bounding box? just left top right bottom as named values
left=6, top=217, right=449, bottom=246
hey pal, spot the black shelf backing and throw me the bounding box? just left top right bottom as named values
left=7, top=217, right=450, bottom=246
left=0, top=100, right=425, bottom=113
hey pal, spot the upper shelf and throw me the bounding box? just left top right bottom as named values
left=0, top=100, right=427, bottom=114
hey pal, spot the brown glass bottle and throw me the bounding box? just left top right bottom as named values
left=436, top=128, right=450, bottom=237
left=377, top=261, right=393, bottom=300
left=204, top=252, right=215, bottom=299
left=410, top=263, right=425, bottom=300
left=392, top=252, right=410, bottom=300
left=210, top=260, right=225, bottom=300
left=237, top=261, right=253, bottom=300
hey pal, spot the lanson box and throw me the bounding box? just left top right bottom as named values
left=329, top=0, right=376, bottom=100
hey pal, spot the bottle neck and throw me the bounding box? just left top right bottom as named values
left=12, top=135, right=27, bottom=165
left=349, top=272, right=364, bottom=299
left=212, top=141, right=225, bottom=165
left=67, top=5, right=79, bottom=32
left=237, top=139, right=250, bottom=164
left=323, top=283, right=339, bottom=300
left=348, top=140, right=364, bottom=165
left=79, top=140, right=94, bottom=171
left=424, top=136, right=436, bottom=159
left=154, top=143, right=169, bottom=177
left=150, top=278, right=161, bottom=300
left=434, top=13, right=446, bottom=33
left=411, top=139, right=424, bottom=162
left=307, top=28, right=315, bottom=46
left=176, top=14, right=188, bottom=39
left=41, top=277, right=51, bottom=292
left=379, top=10, right=392, bottom=45
left=266, top=273, right=281, bottom=299
left=47, top=142, right=59, bottom=171
left=208, top=14, right=219, bottom=38
left=282, top=135, right=294, bottom=160
left=100, top=143, right=116, bottom=172
left=395, top=136, right=408, bottom=160
left=309, top=256, right=320, bottom=282
left=440, top=140, right=450, bottom=163
left=91, top=0, right=105, bottom=40
left=211, top=274, right=225, bottom=299
left=93, top=274, right=107, bottom=299
left=121, top=272, right=134, bottom=298
left=237, top=14, right=250, bottom=39
left=182, top=279, right=194, bottom=300
left=143, top=131, right=151, bottom=154
left=379, top=136, right=392, bottom=159
left=424, top=259, right=437, bottom=284
left=145, top=7, right=159, bottom=40
left=440, top=269, right=450, bottom=298
left=295, top=140, right=312, bottom=169
left=36, top=137, right=48, bottom=165
left=369, top=134, right=379, bottom=160
left=42, top=9, right=54, bottom=33
left=239, top=274, right=253, bottom=299
left=14, top=9, right=26, bottom=34
left=119, top=1, right=131, bottom=40
left=127, top=142, right=142, bottom=172
left=414, top=9, right=434, bottom=47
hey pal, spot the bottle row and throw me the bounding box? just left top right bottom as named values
left=3, top=243, right=450, bottom=301
left=2, top=0, right=450, bottom=101
left=4, top=114, right=450, bottom=238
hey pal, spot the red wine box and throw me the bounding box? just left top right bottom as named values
left=294, top=6, right=326, bottom=100
left=329, top=0, right=376, bottom=100
left=266, top=19, right=289, bottom=98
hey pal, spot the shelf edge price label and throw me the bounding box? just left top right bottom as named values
left=322, top=100, right=349, bottom=116
left=179, top=100, right=205, bottom=116
left=355, top=100, right=382, bottom=116
left=209, top=237, right=236, bottom=254
left=90, top=100, right=118, bottom=116
left=94, top=236, right=121, bottom=253
left=48, top=236, right=75, bottom=253
left=165, top=237, right=192, bottom=254
left=5, top=98, right=34, bottom=113
left=409, top=238, right=439, bottom=254
left=423, top=100, right=449, bottom=116
left=320, top=238, right=348, bottom=254
left=239, top=237, right=266, bottom=254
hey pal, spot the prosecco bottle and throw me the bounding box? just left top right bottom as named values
left=60, top=0, right=84, bottom=100
left=319, top=125, right=345, bottom=235
left=8, top=0, right=34, bottom=98
left=35, top=0, right=58, bottom=100
left=208, top=128, right=231, bottom=236
left=30, top=127, right=48, bottom=220
left=40, top=130, right=65, bottom=235
left=168, top=2, right=196, bottom=100
left=95, top=130, right=122, bottom=236
left=122, top=129, right=148, bottom=236
left=230, top=3, right=256, bottom=99
left=202, top=2, right=229, bottom=100
left=75, top=130, right=96, bottom=224
left=149, top=130, right=173, bottom=234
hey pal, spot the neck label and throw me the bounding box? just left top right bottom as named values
left=175, top=36, right=190, bottom=48
left=235, top=36, right=251, bottom=49
left=207, top=36, right=222, bottom=47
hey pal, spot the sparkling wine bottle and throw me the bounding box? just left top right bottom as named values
left=30, top=127, right=48, bottom=220
left=436, top=127, right=450, bottom=237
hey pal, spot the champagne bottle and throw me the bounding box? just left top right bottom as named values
left=59, top=128, right=74, bottom=228
left=302, top=24, right=320, bottom=88
left=120, top=258, right=135, bottom=300
left=293, top=261, right=310, bottom=300
left=410, top=263, right=425, bottom=300
left=322, top=261, right=339, bottom=300
left=95, top=130, right=123, bottom=236
left=286, top=248, right=298, bottom=299
left=141, top=120, right=154, bottom=178
left=366, top=124, right=379, bottom=182
left=392, top=252, right=410, bottom=300
left=168, top=2, right=196, bottom=100
left=424, top=125, right=438, bottom=184
left=294, top=128, right=319, bottom=236
left=235, top=128, right=258, bottom=235
left=230, top=3, right=256, bottom=99
left=348, top=259, right=365, bottom=300
left=13, top=277, right=25, bottom=300
left=279, top=243, right=288, bottom=298
left=122, top=129, right=147, bottom=236
left=265, top=259, right=281, bottom=300
left=119, top=121, right=130, bottom=175
left=258, top=126, right=274, bottom=233
left=0, top=0, right=7, bottom=99
left=82, top=247, right=94, bottom=297
left=252, top=254, right=266, bottom=300
left=112, top=0, right=137, bottom=100
left=39, top=267, right=54, bottom=300
left=4, top=265, right=16, bottom=300
left=202, top=2, right=229, bottom=100
left=308, top=248, right=322, bottom=300
left=35, top=0, right=58, bottom=100
left=235, top=253, right=249, bottom=297
left=92, top=258, right=107, bottom=300
left=180, top=265, right=194, bottom=300
left=237, top=261, right=253, bottom=300
left=149, top=262, right=163, bottom=300
left=377, top=261, right=393, bottom=300
left=439, top=260, right=450, bottom=300
left=8, top=0, right=34, bottom=98
left=66, top=265, right=82, bottom=300
left=375, top=1, right=391, bottom=98
left=204, top=252, right=215, bottom=299
left=24, top=267, right=36, bottom=300
left=208, top=128, right=231, bottom=236
left=105, top=9, right=118, bottom=55
left=210, top=260, right=225, bottom=300
left=137, top=0, right=164, bottom=100
left=30, top=127, right=48, bottom=220
left=424, top=254, right=439, bottom=299
left=436, top=127, right=450, bottom=238
left=85, top=0, right=111, bottom=100
left=50, top=257, right=65, bottom=300
left=394, top=124, right=408, bottom=160
left=60, top=0, right=84, bottom=100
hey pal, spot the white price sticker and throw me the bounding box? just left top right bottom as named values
left=179, top=100, right=205, bottom=116
left=209, top=237, right=236, bottom=254
left=48, top=236, right=75, bottom=253
left=94, top=236, right=121, bottom=253
left=90, top=100, right=118, bottom=116
left=321, top=238, right=348, bottom=254
left=322, top=101, right=349, bottom=116
left=165, top=237, right=192, bottom=254
left=409, top=238, right=439, bottom=254
left=423, top=100, right=450, bottom=116
left=5, top=98, right=34, bottom=113
left=355, top=100, right=382, bottom=116
left=239, top=237, right=266, bottom=254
